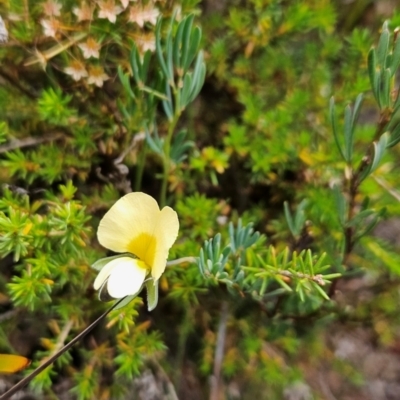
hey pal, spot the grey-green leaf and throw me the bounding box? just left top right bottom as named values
left=145, top=279, right=159, bottom=311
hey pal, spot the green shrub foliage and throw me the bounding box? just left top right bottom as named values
left=1, top=0, right=400, bottom=399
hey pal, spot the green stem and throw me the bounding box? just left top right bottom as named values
left=160, top=112, right=180, bottom=207
left=174, top=306, right=191, bottom=389
left=134, top=141, right=147, bottom=192
left=167, top=257, right=197, bottom=267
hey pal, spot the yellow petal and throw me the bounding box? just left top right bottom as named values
left=0, top=354, right=30, bottom=374
left=150, top=206, right=179, bottom=280
left=107, top=258, right=146, bottom=298
left=97, top=192, right=160, bottom=254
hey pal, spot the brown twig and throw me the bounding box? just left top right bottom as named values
left=0, top=134, right=64, bottom=154
left=209, top=301, right=229, bottom=400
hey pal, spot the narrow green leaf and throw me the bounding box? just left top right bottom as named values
left=369, top=131, right=389, bottom=174
left=173, top=17, right=186, bottom=68
left=275, top=276, right=293, bottom=292
left=343, top=104, right=353, bottom=162
left=368, top=49, right=379, bottom=103
left=141, top=50, right=152, bottom=83
left=322, top=273, right=342, bottom=280
left=181, top=15, right=195, bottom=72
left=192, top=61, right=206, bottom=101
left=166, top=29, right=174, bottom=85
left=118, top=67, right=135, bottom=99
left=162, top=82, right=173, bottom=120
left=184, top=26, right=201, bottom=72
left=180, top=73, right=192, bottom=111
left=329, top=97, right=346, bottom=160
left=259, top=277, right=268, bottom=296
left=332, top=184, right=346, bottom=226
left=376, top=21, right=390, bottom=66
left=145, top=129, right=163, bottom=155
left=130, top=45, right=141, bottom=84
left=155, top=20, right=170, bottom=81
left=346, top=209, right=376, bottom=228
left=187, top=52, right=205, bottom=104
left=375, top=69, right=383, bottom=108
left=351, top=93, right=363, bottom=133
left=117, top=100, right=131, bottom=121
left=306, top=250, right=314, bottom=275
left=113, top=294, right=136, bottom=310
left=284, top=201, right=296, bottom=236
left=387, top=121, right=400, bottom=147
left=312, top=282, right=330, bottom=300
left=313, top=253, right=327, bottom=271
left=381, top=68, right=391, bottom=108
left=365, top=239, right=400, bottom=275
left=294, top=199, right=308, bottom=234
left=391, top=34, right=400, bottom=76
left=296, top=283, right=305, bottom=302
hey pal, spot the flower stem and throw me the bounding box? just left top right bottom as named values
left=160, top=112, right=180, bottom=207
left=166, top=257, right=197, bottom=267
left=134, top=140, right=147, bottom=192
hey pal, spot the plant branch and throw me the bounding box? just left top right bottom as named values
left=160, top=112, right=180, bottom=207
left=209, top=301, right=229, bottom=400
left=276, top=270, right=326, bottom=285
left=167, top=257, right=197, bottom=267
left=0, top=134, right=65, bottom=154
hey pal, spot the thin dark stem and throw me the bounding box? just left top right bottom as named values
left=329, top=158, right=364, bottom=297
left=0, top=298, right=125, bottom=400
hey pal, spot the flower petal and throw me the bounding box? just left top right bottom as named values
left=150, top=206, right=179, bottom=280
left=93, top=257, right=124, bottom=290
left=97, top=192, right=160, bottom=254
left=107, top=259, right=146, bottom=298
left=92, top=253, right=133, bottom=271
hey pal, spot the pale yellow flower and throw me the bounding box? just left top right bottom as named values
left=42, top=0, right=62, bottom=17
left=97, top=0, right=123, bottom=23
left=87, top=66, right=109, bottom=87
left=93, top=192, right=179, bottom=299
left=78, top=37, right=101, bottom=59
left=73, top=3, right=94, bottom=22
left=128, top=4, right=159, bottom=27
left=65, top=60, right=88, bottom=81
